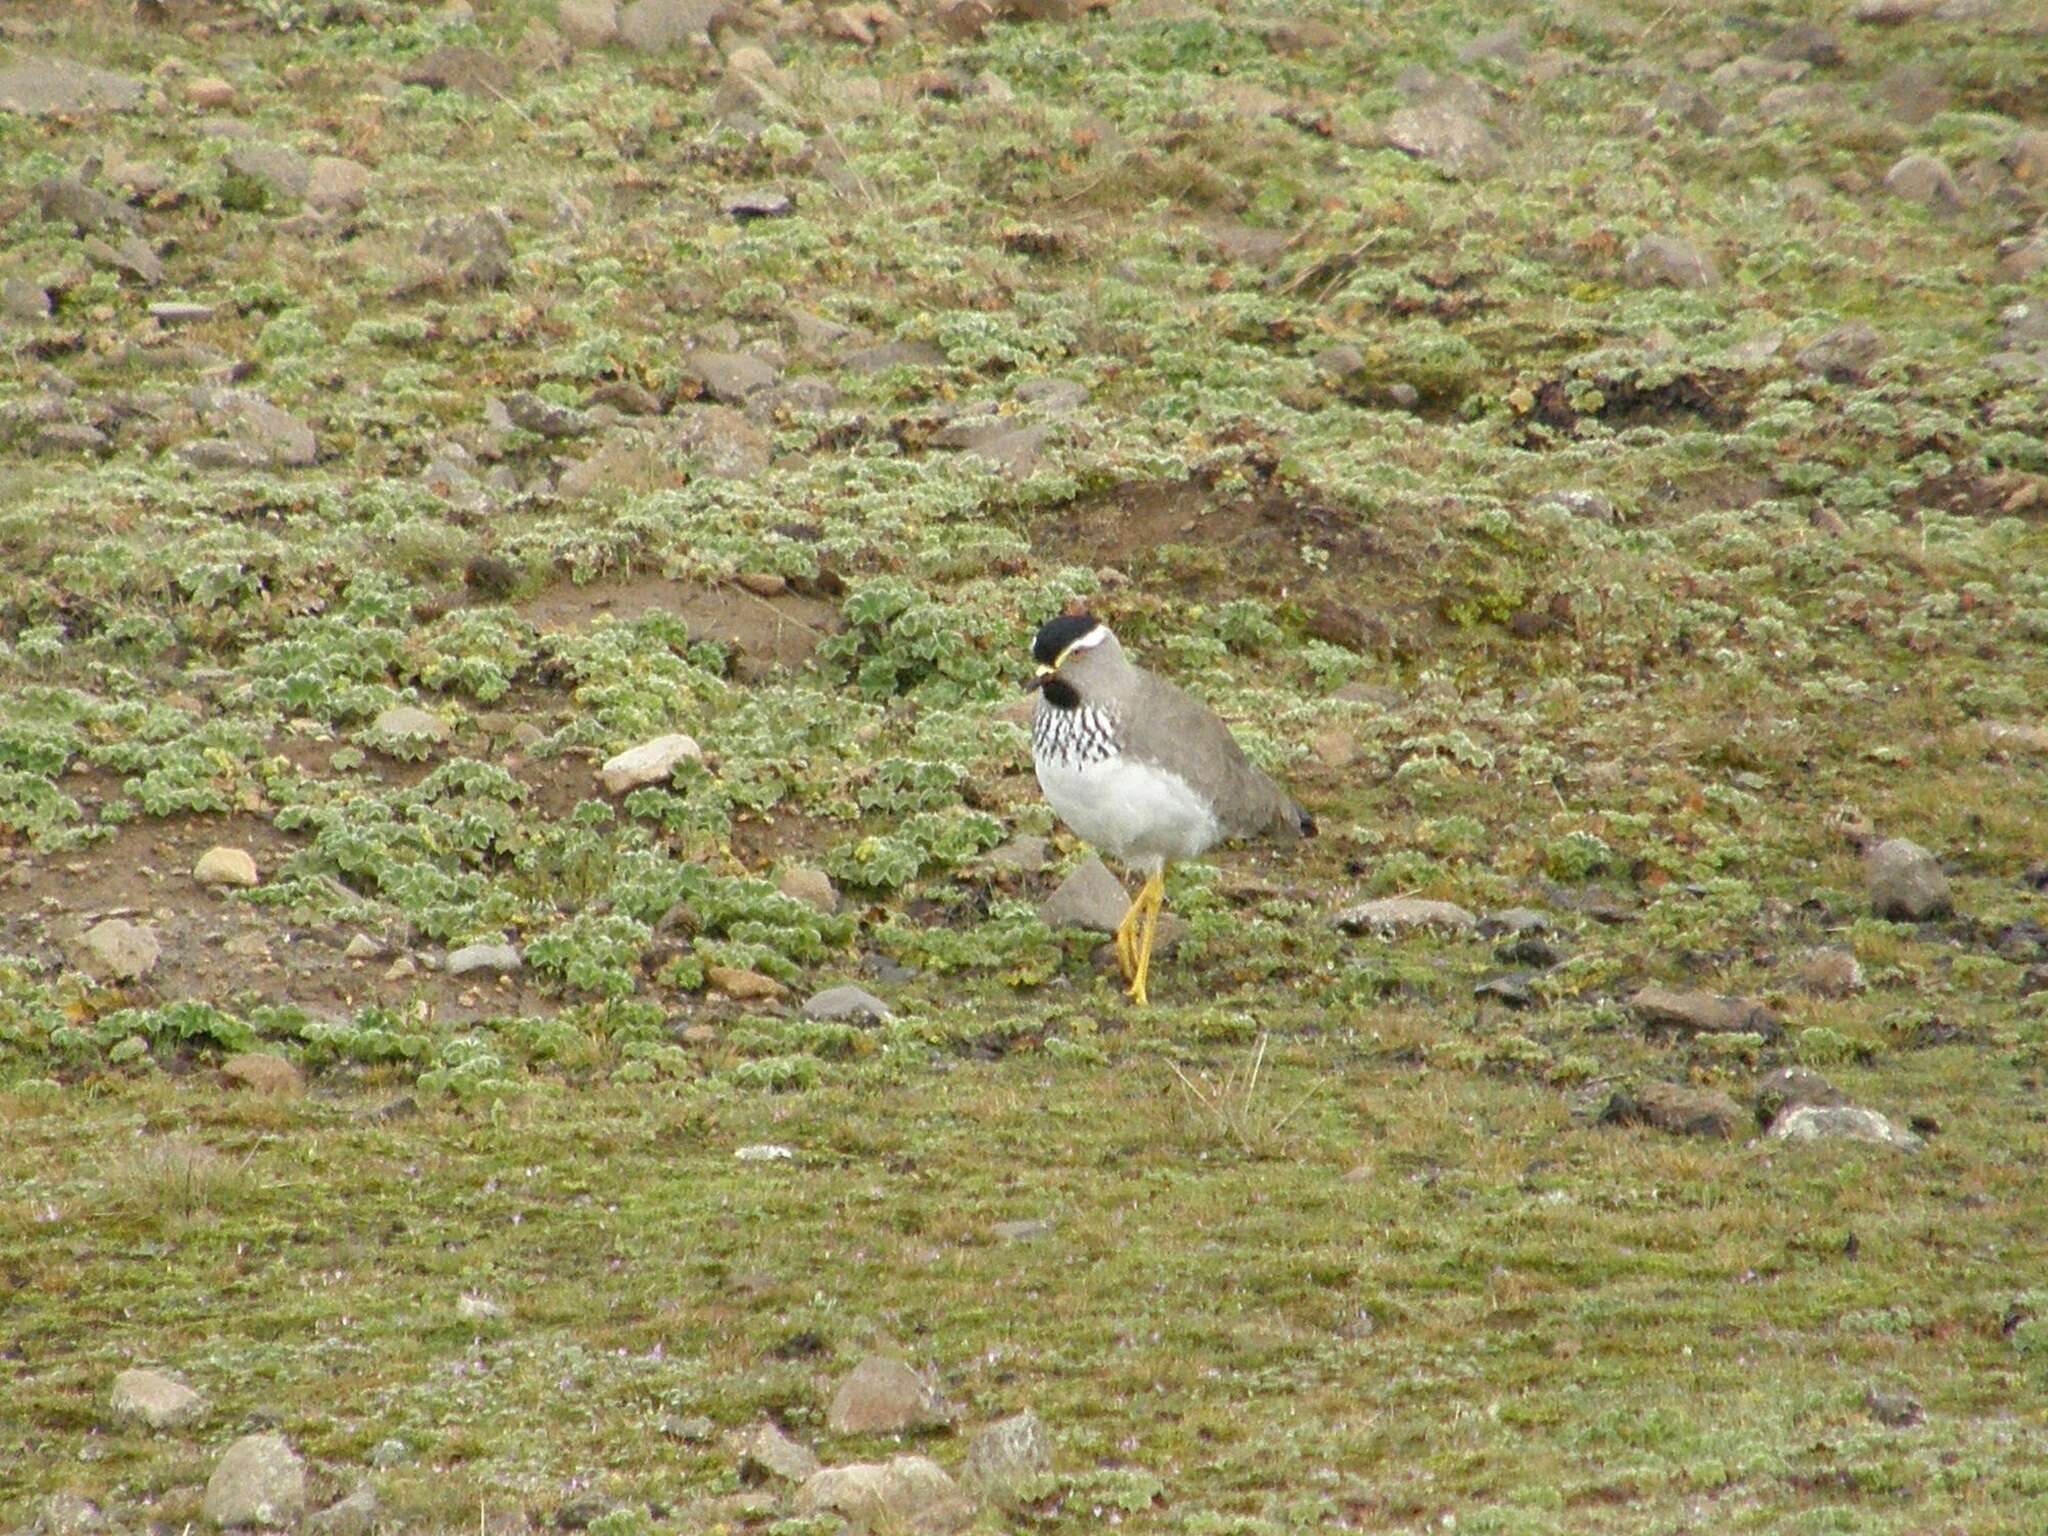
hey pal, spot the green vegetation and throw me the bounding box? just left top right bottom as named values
left=2, top=0, right=2046, bottom=1530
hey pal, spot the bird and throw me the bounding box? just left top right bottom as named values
left=1024, top=606, right=1315, bottom=1005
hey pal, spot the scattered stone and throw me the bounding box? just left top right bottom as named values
left=447, top=942, right=522, bottom=978
left=305, top=1483, right=378, bottom=1536
left=149, top=301, right=215, bottom=328
left=222, top=1052, right=304, bottom=1096
left=0, top=59, right=147, bottom=116
left=963, top=423, right=1052, bottom=479
left=725, top=187, right=794, bottom=222
left=1754, top=1067, right=1848, bottom=1128
left=1985, top=721, right=2048, bottom=753
left=1865, top=1386, right=1924, bottom=1428
left=559, top=0, right=621, bottom=47
left=1333, top=897, right=1478, bottom=937
left=708, top=965, right=788, bottom=1001
left=1795, top=946, right=1864, bottom=996
left=1383, top=101, right=1503, bottom=178
left=2006, top=131, right=2048, bottom=186
left=504, top=392, right=595, bottom=439
left=1533, top=489, right=1616, bottom=523
left=85, top=232, right=165, bottom=286
left=3, top=278, right=50, bottom=320
left=32, top=424, right=110, bottom=457
left=682, top=350, right=780, bottom=402
left=37, top=174, right=139, bottom=236
left=992, top=1217, right=1055, bottom=1243
left=306, top=157, right=370, bottom=214
left=1795, top=321, right=1885, bottom=383
left=176, top=441, right=271, bottom=472
left=803, top=985, right=894, bottom=1024
left=417, top=210, right=515, bottom=289
left=842, top=339, right=946, bottom=374
left=1885, top=153, right=1963, bottom=213
left=1865, top=837, right=1951, bottom=921
left=1599, top=1081, right=1743, bottom=1139
left=671, top=405, right=770, bottom=479
left=401, top=46, right=515, bottom=99
left=1479, top=907, right=1553, bottom=938
left=111, top=1368, right=208, bottom=1430
left=778, top=865, right=839, bottom=914
left=1854, top=0, right=1939, bottom=21
left=1629, top=986, right=1778, bottom=1038
left=1768, top=23, right=1843, bottom=65
left=36, top=1494, right=104, bottom=1536
left=79, top=918, right=161, bottom=982
left=343, top=934, right=384, bottom=961
left=370, top=705, right=451, bottom=746
left=986, top=835, right=1050, bottom=875
left=456, top=1293, right=506, bottom=1322
left=827, top=1355, right=958, bottom=1434
left=186, top=76, right=237, bottom=110
left=1474, top=973, right=1542, bottom=1009
left=194, top=846, right=259, bottom=888
left=600, top=733, right=702, bottom=794
left=1769, top=1104, right=1923, bottom=1151
left=1626, top=234, right=1719, bottom=290
left=964, top=1410, right=1052, bottom=1501
left=224, top=143, right=314, bottom=203
left=735, top=1143, right=794, bottom=1161
left=796, top=1456, right=972, bottom=1536
left=1039, top=857, right=1129, bottom=932
left=728, top=1422, right=820, bottom=1483
left=203, top=1433, right=307, bottom=1529
left=1875, top=63, right=1951, bottom=125
left=620, top=0, right=720, bottom=54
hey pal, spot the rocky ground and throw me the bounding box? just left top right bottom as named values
left=3, top=0, right=2047, bottom=1532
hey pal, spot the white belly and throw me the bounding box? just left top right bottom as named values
left=1035, top=753, right=1222, bottom=869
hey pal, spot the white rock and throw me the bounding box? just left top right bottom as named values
left=203, top=1433, right=307, bottom=1529
left=371, top=705, right=451, bottom=742
left=599, top=733, right=702, bottom=794
left=796, top=1455, right=972, bottom=1534
left=735, top=1144, right=794, bottom=1161
left=447, top=942, right=522, bottom=977
left=802, top=984, right=893, bottom=1024
left=1769, top=1104, right=1923, bottom=1151
left=80, top=918, right=161, bottom=981
left=456, top=1294, right=506, bottom=1321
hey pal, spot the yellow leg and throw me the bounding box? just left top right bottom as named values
left=1112, top=893, right=1143, bottom=981
left=1128, top=869, right=1166, bottom=1007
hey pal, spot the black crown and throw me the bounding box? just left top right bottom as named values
left=1031, top=611, right=1101, bottom=667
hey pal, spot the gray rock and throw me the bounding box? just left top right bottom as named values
left=964, top=424, right=1052, bottom=479
left=448, top=942, right=522, bottom=978
left=37, top=1494, right=104, bottom=1535
left=1039, top=857, right=1129, bottom=932
left=305, top=1484, right=377, bottom=1536
left=683, top=350, right=780, bottom=402
left=79, top=918, right=161, bottom=982
left=727, top=1421, right=819, bottom=1483
left=1767, top=24, right=1843, bottom=65
left=1313, top=344, right=1367, bottom=380
left=149, top=302, right=216, bottom=328
left=1769, top=1104, right=1923, bottom=1151
left=3, top=278, right=51, bottom=320
left=986, top=834, right=1050, bottom=874
left=777, top=865, right=839, bottom=914
left=1754, top=1067, right=1847, bottom=1128
left=964, top=1410, right=1052, bottom=1500
left=203, top=1433, right=307, bottom=1529
left=1795, top=321, right=1885, bottom=382
left=992, top=1217, right=1055, bottom=1243
left=790, top=309, right=855, bottom=352
left=842, top=339, right=946, bottom=374
left=1599, top=1081, right=1743, bottom=1139
left=1629, top=985, right=1778, bottom=1038
left=1473, top=972, right=1541, bottom=1009
left=400, top=46, right=515, bottom=99
left=1885, top=153, right=1963, bottom=213
left=1654, top=81, right=1724, bottom=135
left=1875, top=63, right=1951, bottom=125
left=672, top=404, right=770, bottom=479
left=194, top=846, right=259, bottom=888
left=559, top=0, right=621, bottom=47
left=1383, top=101, right=1503, bottom=177
left=1866, top=837, right=1951, bottom=920
left=83, top=233, right=164, bottom=286
left=224, top=143, right=313, bottom=202
left=306, top=157, right=370, bottom=214
left=417, top=210, right=515, bottom=288
left=0, top=59, right=146, bottom=116
left=1333, top=897, right=1478, bottom=937
left=725, top=187, right=794, bottom=222
left=370, top=705, right=452, bottom=744
left=1013, top=377, right=1089, bottom=413
left=803, top=985, right=894, bottom=1024
left=796, top=1456, right=972, bottom=1535
left=1865, top=1386, right=1924, bottom=1427
left=176, top=441, right=271, bottom=472
left=1795, top=946, right=1864, bottom=996
left=826, top=1355, right=958, bottom=1434
left=2002, top=301, right=2048, bottom=354
left=600, top=733, right=702, bottom=793
left=192, top=389, right=318, bottom=467
left=32, top=424, right=110, bottom=457
left=36, top=175, right=139, bottom=236
left=1531, top=490, right=1615, bottom=523
left=620, top=0, right=719, bottom=54
left=504, top=392, right=593, bottom=440
left=111, top=1368, right=207, bottom=1430
left=1626, top=234, right=1718, bottom=290
left=222, top=1052, right=304, bottom=1095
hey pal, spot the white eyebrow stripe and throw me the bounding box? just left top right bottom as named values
left=1059, top=627, right=1109, bottom=661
